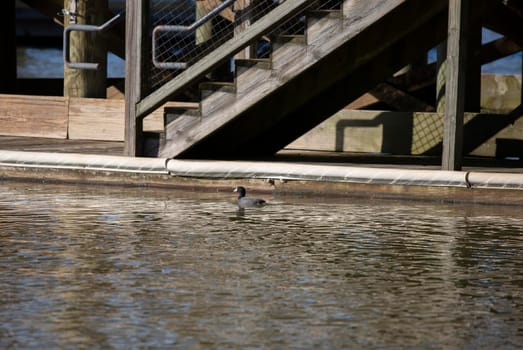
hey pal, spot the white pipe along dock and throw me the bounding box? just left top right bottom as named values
left=0, top=150, right=523, bottom=205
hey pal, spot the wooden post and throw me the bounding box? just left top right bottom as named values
left=0, top=0, right=16, bottom=93
left=64, top=0, right=108, bottom=98
left=442, top=0, right=469, bottom=171
left=436, top=41, right=447, bottom=113
left=124, top=0, right=149, bottom=156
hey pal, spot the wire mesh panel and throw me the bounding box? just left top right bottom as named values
left=148, top=0, right=343, bottom=91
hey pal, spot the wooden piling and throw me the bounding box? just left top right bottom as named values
left=442, top=0, right=469, bottom=171
left=0, top=0, right=16, bottom=93
left=63, top=0, right=108, bottom=98
left=124, top=0, right=149, bottom=156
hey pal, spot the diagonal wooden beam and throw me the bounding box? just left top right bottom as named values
left=481, top=36, right=522, bottom=64
left=483, top=0, right=523, bottom=48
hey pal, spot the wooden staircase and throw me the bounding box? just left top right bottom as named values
left=154, top=0, right=448, bottom=158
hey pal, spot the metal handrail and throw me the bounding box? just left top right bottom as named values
left=63, top=11, right=125, bottom=70
left=152, top=0, right=236, bottom=70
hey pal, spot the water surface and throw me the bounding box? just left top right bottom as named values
left=1, top=182, right=522, bottom=349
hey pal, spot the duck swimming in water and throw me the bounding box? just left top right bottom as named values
left=233, top=186, right=266, bottom=208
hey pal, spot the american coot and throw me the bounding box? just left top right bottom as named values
left=233, top=186, right=266, bottom=208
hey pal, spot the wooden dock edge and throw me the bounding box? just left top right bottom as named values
left=0, top=152, right=522, bottom=206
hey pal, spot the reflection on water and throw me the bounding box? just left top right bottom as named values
left=1, top=182, right=522, bottom=349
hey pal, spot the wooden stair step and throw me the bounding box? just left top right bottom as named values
left=164, top=103, right=200, bottom=126
left=270, top=35, right=308, bottom=71
left=235, top=59, right=273, bottom=93
left=199, top=81, right=236, bottom=94
left=273, top=34, right=307, bottom=45
left=235, top=58, right=272, bottom=70
left=199, top=82, right=237, bottom=115
left=306, top=10, right=344, bottom=44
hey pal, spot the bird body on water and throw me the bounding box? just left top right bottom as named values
left=233, top=186, right=266, bottom=208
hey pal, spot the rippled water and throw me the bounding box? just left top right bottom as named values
left=1, top=182, right=522, bottom=349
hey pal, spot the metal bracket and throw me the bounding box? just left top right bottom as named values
left=63, top=11, right=125, bottom=70
left=152, top=0, right=235, bottom=70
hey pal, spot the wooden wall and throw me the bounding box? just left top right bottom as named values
left=0, top=94, right=190, bottom=141
left=0, top=95, right=68, bottom=138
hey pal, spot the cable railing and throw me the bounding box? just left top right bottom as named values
left=148, top=0, right=343, bottom=90
left=152, top=0, right=236, bottom=70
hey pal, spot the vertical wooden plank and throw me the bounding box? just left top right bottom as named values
left=442, top=0, right=469, bottom=171
left=0, top=0, right=16, bottom=93
left=64, top=0, right=108, bottom=98
left=124, top=0, right=148, bottom=156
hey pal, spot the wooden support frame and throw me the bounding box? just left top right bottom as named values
left=124, top=0, right=149, bottom=156
left=442, top=0, right=469, bottom=171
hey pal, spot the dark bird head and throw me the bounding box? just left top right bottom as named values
left=233, top=186, right=246, bottom=198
